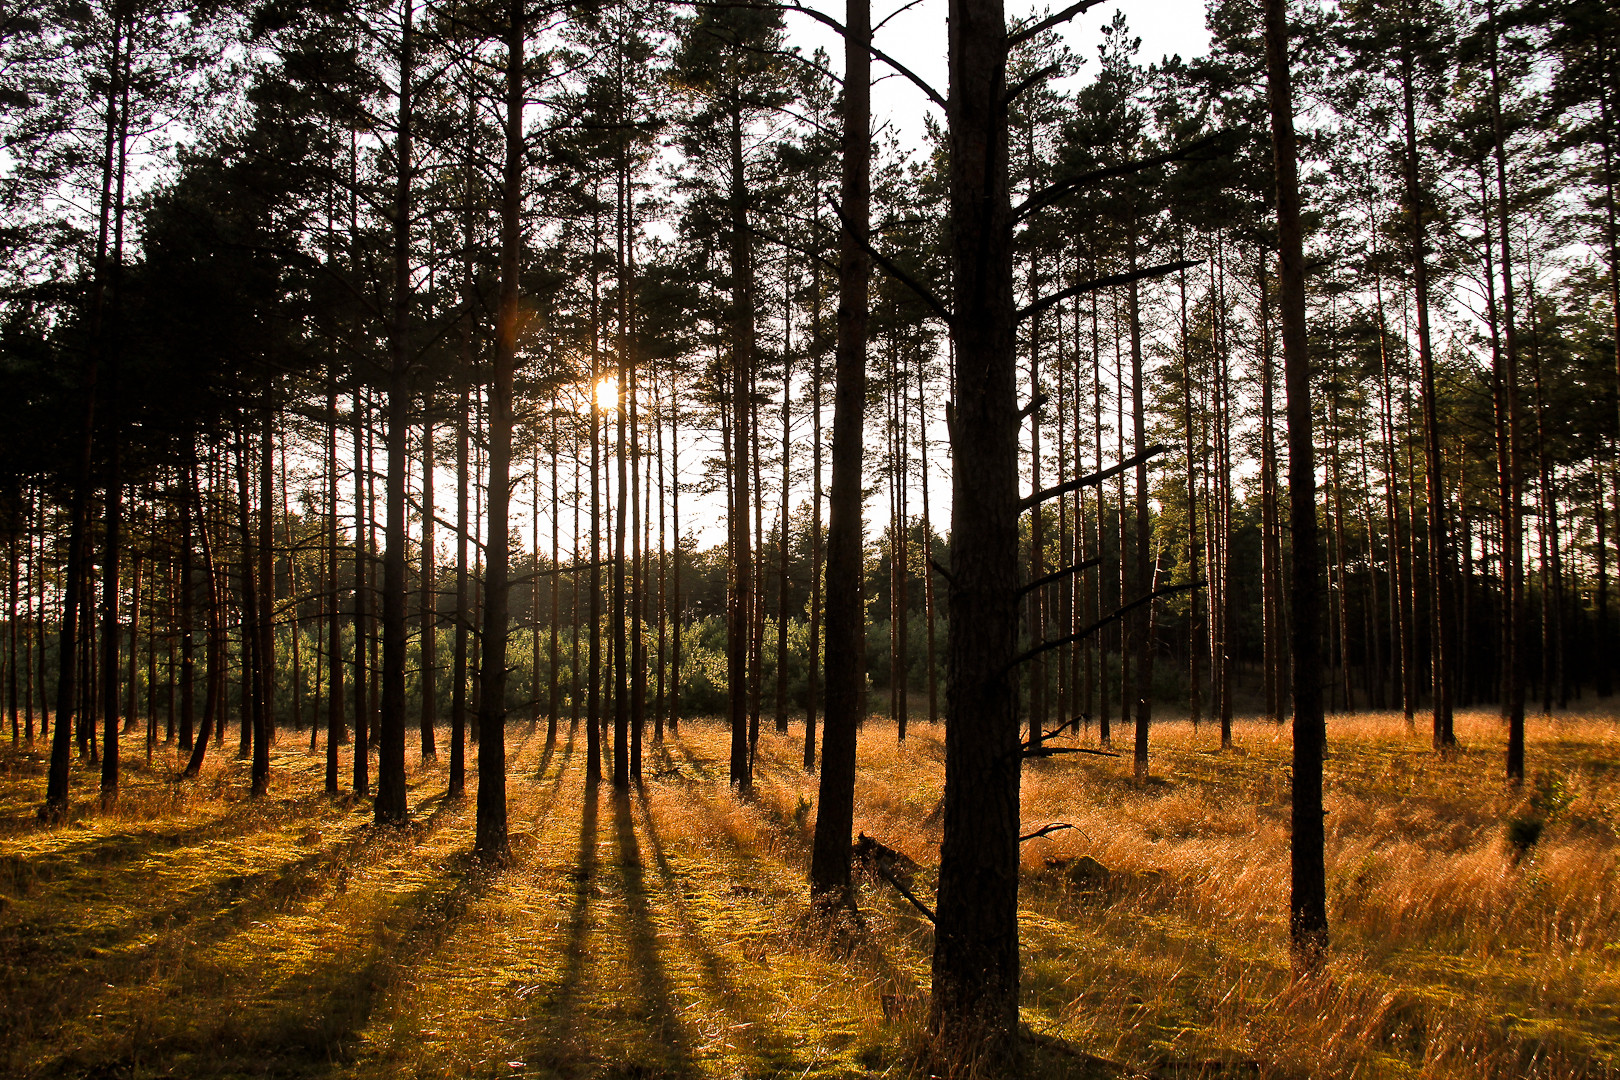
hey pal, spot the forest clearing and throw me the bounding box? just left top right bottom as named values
left=6, top=0, right=1620, bottom=1068
left=2, top=712, right=1614, bottom=1080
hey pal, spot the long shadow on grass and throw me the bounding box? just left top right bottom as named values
left=0, top=787, right=340, bottom=885
left=530, top=781, right=599, bottom=1064
left=1, top=788, right=468, bottom=1072
left=633, top=793, right=797, bottom=1072
left=609, top=790, right=698, bottom=1075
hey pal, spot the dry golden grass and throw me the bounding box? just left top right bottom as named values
left=0, top=708, right=1615, bottom=1079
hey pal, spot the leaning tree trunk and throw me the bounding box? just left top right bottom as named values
left=1263, top=0, right=1328, bottom=966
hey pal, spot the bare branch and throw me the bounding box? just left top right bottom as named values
left=1006, top=0, right=1108, bottom=47
left=682, top=0, right=947, bottom=108
left=1021, top=444, right=1166, bottom=511
left=1003, top=62, right=1060, bottom=105
left=1019, top=261, right=1198, bottom=323
left=1012, top=132, right=1228, bottom=221
left=1009, top=581, right=1203, bottom=671
left=1018, top=391, right=1050, bottom=420
left=1019, top=822, right=1075, bottom=842
left=873, top=862, right=936, bottom=923
left=829, top=196, right=953, bottom=326
left=1017, top=556, right=1101, bottom=598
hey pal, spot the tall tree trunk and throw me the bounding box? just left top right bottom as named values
left=183, top=460, right=223, bottom=779
left=236, top=426, right=269, bottom=796
left=1264, top=0, right=1328, bottom=965
left=1129, top=239, right=1154, bottom=774
left=327, top=386, right=344, bottom=793
left=474, top=0, right=523, bottom=860
left=181, top=459, right=197, bottom=752
left=421, top=396, right=438, bottom=758
left=1487, top=0, right=1526, bottom=782
left=354, top=390, right=370, bottom=795
left=48, top=14, right=132, bottom=817
left=808, top=0, right=868, bottom=905
left=259, top=405, right=277, bottom=750
left=450, top=383, right=470, bottom=798
left=1400, top=27, right=1454, bottom=748
left=728, top=99, right=755, bottom=788
left=931, top=0, right=1021, bottom=1065
left=776, top=300, right=793, bottom=736
left=376, top=0, right=414, bottom=825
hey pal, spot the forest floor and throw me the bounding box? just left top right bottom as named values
left=0, top=709, right=1615, bottom=1080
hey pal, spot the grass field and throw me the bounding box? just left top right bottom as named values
left=0, top=710, right=1615, bottom=1079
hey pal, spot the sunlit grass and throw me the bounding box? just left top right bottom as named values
left=0, top=707, right=1615, bottom=1078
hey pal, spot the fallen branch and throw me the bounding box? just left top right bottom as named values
left=873, top=862, right=935, bottom=923
left=1024, top=745, right=1121, bottom=758
left=1019, top=822, right=1074, bottom=842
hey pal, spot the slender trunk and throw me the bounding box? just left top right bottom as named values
left=183, top=462, right=223, bottom=779
left=451, top=383, right=469, bottom=798
left=1129, top=239, right=1154, bottom=774
left=236, top=427, right=269, bottom=795
left=421, top=395, right=438, bottom=757
left=1264, top=0, right=1328, bottom=964
left=728, top=99, right=755, bottom=788
left=1400, top=29, right=1454, bottom=747
left=809, top=0, right=868, bottom=904
left=474, top=0, right=522, bottom=859
left=353, top=391, right=370, bottom=796
left=1487, top=0, right=1526, bottom=781
left=378, top=4, right=414, bottom=823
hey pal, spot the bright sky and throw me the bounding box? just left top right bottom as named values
left=789, top=0, right=1213, bottom=146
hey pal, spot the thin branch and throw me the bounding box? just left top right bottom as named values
left=749, top=222, right=840, bottom=276
left=1008, top=581, right=1203, bottom=671
left=873, top=0, right=928, bottom=34
left=829, top=196, right=953, bottom=326
left=1006, top=0, right=1108, bottom=48
left=1003, top=62, right=1061, bottom=105
left=683, top=0, right=946, bottom=108
left=1021, top=444, right=1166, bottom=511
left=1012, top=132, right=1228, bottom=220
left=1019, top=822, right=1075, bottom=842
left=1018, top=556, right=1101, bottom=598
left=1019, top=260, right=1198, bottom=323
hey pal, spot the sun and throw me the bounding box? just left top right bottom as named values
left=594, top=375, right=619, bottom=412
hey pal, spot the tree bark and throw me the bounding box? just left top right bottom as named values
left=930, top=0, right=1022, bottom=1065
left=808, top=0, right=868, bottom=906
left=1263, top=0, right=1328, bottom=966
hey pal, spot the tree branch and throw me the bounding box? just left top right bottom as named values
left=1003, top=62, right=1060, bottom=106
left=1019, top=261, right=1198, bottom=323
left=1018, top=556, right=1101, bottom=598
left=873, top=861, right=936, bottom=923
left=829, top=196, right=953, bottom=326
left=1021, top=444, right=1166, bottom=511
left=1008, top=581, right=1203, bottom=671
left=1012, top=132, right=1228, bottom=221
left=1006, top=0, right=1109, bottom=47
left=1019, top=822, right=1074, bottom=842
